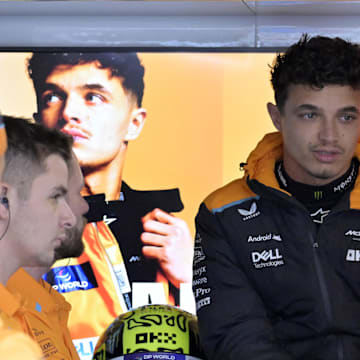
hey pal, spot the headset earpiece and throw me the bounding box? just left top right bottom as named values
left=1, top=197, right=9, bottom=209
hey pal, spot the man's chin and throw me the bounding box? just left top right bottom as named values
left=308, top=167, right=343, bottom=182
left=53, top=231, right=85, bottom=260
left=53, top=217, right=87, bottom=261
left=53, top=242, right=84, bottom=261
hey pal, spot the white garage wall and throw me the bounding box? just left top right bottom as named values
left=0, top=1, right=360, bottom=48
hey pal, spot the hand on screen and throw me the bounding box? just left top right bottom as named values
left=141, top=208, right=193, bottom=288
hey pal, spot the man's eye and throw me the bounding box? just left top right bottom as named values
left=42, top=93, right=62, bottom=106
left=340, top=114, right=356, bottom=122
left=300, top=112, right=317, bottom=120
left=85, top=93, right=105, bottom=104
left=51, top=193, right=62, bottom=201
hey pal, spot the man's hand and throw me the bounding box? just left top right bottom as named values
left=141, top=208, right=193, bottom=288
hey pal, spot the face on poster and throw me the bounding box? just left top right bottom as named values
left=0, top=51, right=276, bottom=234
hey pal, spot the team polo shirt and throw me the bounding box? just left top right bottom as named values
left=0, top=318, right=43, bottom=360
left=0, top=268, right=79, bottom=360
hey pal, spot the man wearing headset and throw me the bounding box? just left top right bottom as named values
left=0, top=115, right=42, bottom=360
left=0, top=115, right=89, bottom=360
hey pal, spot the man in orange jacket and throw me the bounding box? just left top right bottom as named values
left=0, top=115, right=89, bottom=360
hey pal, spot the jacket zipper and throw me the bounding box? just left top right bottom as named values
left=310, top=217, right=344, bottom=360
left=251, top=180, right=347, bottom=359
left=311, top=234, right=332, bottom=323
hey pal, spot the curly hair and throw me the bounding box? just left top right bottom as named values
left=270, top=34, right=360, bottom=111
left=27, top=52, right=145, bottom=109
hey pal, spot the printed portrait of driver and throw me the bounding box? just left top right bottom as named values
left=27, top=53, right=194, bottom=357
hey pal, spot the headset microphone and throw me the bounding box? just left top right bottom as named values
left=0, top=196, right=9, bottom=240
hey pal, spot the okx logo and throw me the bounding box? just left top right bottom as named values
left=251, top=248, right=284, bottom=269
left=238, top=202, right=260, bottom=221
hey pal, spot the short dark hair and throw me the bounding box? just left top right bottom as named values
left=3, top=115, right=73, bottom=199
left=270, top=34, right=360, bottom=111
left=27, top=52, right=145, bottom=109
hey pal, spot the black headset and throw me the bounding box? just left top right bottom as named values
left=0, top=197, right=9, bottom=209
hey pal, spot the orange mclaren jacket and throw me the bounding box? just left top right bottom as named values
left=47, top=221, right=128, bottom=359
left=45, top=185, right=185, bottom=360
left=0, top=268, right=79, bottom=360
left=47, top=221, right=175, bottom=358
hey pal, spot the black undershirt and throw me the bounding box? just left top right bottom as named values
left=275, top=159, right=359, bottom=224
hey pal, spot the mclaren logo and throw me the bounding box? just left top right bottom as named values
left=238, top=202, right=260, bottom=221
left=129, top=256, right=141, bottom=262
left=345, top=230, right=360, bottom=241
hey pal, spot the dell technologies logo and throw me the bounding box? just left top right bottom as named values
left=251, top=248, right=284, bottom=269
left=346, top=249, right=360, bottom=262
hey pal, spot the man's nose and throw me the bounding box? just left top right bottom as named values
left=62, top=200, right=77, bottom=229
left=62, top=95, right=83, bottom=124
left=319, top=118, right=339, bottom=143
left=81, top=196, right=90, bottom=217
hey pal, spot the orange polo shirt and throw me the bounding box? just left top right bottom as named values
left=0, top=318, right=43, bottom=360
left=0, top=268, right=79, bottom=360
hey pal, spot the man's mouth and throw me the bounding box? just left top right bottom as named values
left=313, top=149, right=342, bottom=163
left=61, top=126, right=89, bottom=142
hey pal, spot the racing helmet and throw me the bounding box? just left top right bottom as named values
left=92, top=304, right=205, bottom=360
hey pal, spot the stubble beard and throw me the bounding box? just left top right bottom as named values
left=54, top=216, right=87, bottom=260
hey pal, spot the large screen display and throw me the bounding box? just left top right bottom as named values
left=0, top=51, right=276, bottom=359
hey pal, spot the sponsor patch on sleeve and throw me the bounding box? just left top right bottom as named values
left=43, top=262, right=98, bottom=293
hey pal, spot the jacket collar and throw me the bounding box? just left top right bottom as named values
left=244, top=131, right=360, bottom=208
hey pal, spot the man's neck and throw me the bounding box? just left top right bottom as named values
left=82, top=149, right=126, bottom=201
left=23, top=266, right=48, bottom=282
left=0, top=242, right=49, bottom=284
left=0, top=257, right=21, bottom=285
left=0, top=267, right=15, bottom=285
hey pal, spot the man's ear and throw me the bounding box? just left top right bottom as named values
left=125, top=108, right=147, bottom=141
left=267, top=102, right=282, bottom=131
left=33, top=112, right=40, bottom=123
